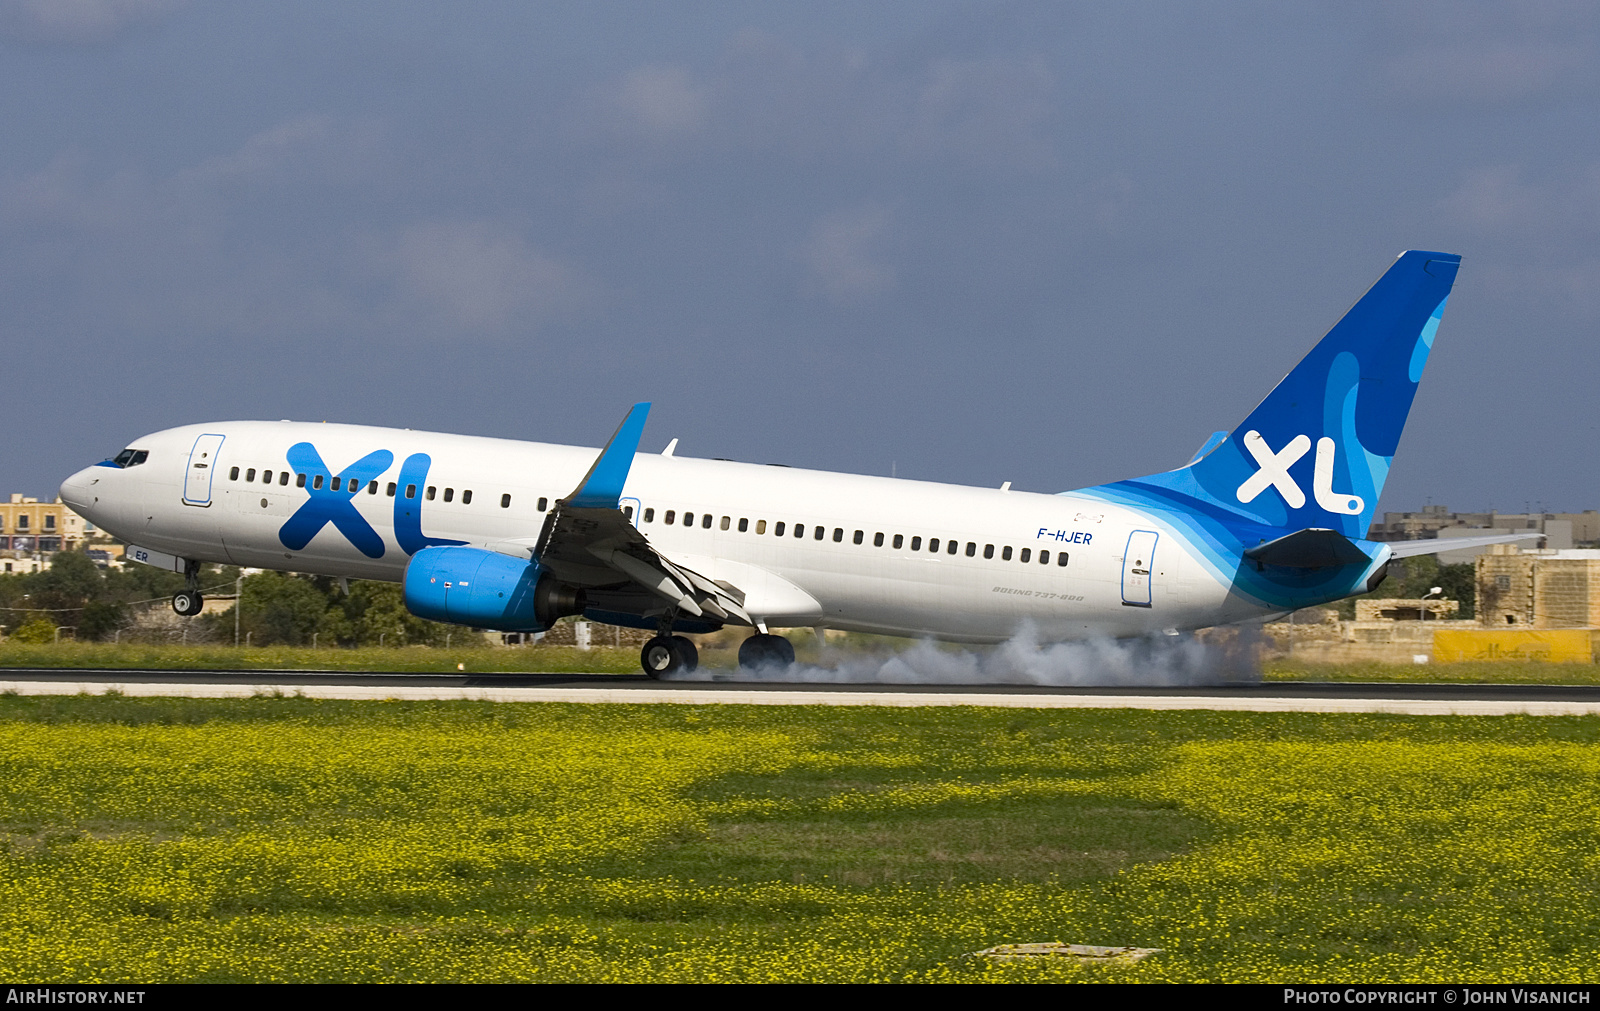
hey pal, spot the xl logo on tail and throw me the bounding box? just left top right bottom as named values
left=1235, top=430, right=1363, bottom=515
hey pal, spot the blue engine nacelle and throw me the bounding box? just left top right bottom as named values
left=403, top=546, right=585, bottom=632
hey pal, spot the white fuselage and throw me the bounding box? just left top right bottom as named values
left=61, top=420, right=1261, bottom=642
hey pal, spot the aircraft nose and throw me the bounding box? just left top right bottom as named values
left=59, top=466, right=99, bottom=514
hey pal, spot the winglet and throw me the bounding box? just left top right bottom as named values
left=566, top=403, right=651, bottom=509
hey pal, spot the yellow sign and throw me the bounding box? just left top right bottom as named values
left=1432, top=629, right=1595, bottom=664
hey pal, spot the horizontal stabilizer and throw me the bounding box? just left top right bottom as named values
left=1386, top=532, right=1544, bottom=559
left=1243, top=528, right=1373, bottom=569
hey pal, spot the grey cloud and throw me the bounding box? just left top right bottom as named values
left=1376, top=2, right=1600, bottom=105
left=0, top=0, right=188, bottom=44
left=380, top=219, right=595, bottom=334
left=803, top=204, right=895, bottom=304
left=576, top=35, right=1059, bottom=175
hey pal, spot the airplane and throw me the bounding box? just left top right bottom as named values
left=59, top=250, right=1534, bottom=676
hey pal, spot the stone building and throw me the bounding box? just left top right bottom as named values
left=1475, top=546, right=1600, bottom=629
left=0, top=494, right=97, bottom=571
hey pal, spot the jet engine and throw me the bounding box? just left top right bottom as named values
left=403, top=545, right=585, bottom=632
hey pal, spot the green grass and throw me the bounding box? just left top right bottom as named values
left=0, top=641, right=645, bottom=674
left=1, top=695, right=1598, bottom=982
left=1263, top=658, right=1600, bottom=684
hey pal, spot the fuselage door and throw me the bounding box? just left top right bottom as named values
left=1121, top=529, right=1158, bottom=607
left=183, top=433, right=226, bottom=507
left=620, top=496, right=642, bottom=528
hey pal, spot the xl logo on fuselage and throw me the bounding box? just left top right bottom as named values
left=278, top=443, right=465, bottom=558
left=1234, top=430, right=1364, bottom=516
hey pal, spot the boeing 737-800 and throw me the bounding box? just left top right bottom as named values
left=59, top=250, right=1525, bottom=675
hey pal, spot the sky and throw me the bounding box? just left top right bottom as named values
left=2, top=0, right=1596, bottom=515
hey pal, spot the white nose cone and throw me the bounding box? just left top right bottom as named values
left=59, top=467, right=97, bottom=514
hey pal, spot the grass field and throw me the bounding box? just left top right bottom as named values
left=1, top=694, right=1597, bottom=982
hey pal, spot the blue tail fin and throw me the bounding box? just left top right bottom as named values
left=1115, top=250, right=1459, bottom=539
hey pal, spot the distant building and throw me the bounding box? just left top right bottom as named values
left=1475, top=546, right=1600, bottom=629
left=1354, top=597, right=1459, bottom=622
left=1368, top=505, right=1600, bottom=563
left=0, top=494, right=98, bottom=573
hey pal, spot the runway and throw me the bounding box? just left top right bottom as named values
left=4, top=668, right=1600, bottom=715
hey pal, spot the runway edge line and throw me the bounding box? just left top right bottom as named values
left=5, top=681, right=1600, bottom=715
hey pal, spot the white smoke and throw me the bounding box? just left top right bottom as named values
left=664, top=621, right=1261, bottom=686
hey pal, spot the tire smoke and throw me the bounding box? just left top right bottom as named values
left=664, top=621, right=1262, bottom=686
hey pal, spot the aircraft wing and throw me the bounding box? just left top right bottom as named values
left=1384, top=532, right=1545, bottom=559
left=527, top=403, right=754, bottom=626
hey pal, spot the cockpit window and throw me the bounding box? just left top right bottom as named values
left=109, top=449, right=149, bottom=468
left=112, top=450, right=134, bottom=467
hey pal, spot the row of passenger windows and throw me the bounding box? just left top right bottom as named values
left=638, top=507, right=1069, bottom=566
left=227, top=465, right=557, bottom=511
left=228, top=462, right=1059, bottom=565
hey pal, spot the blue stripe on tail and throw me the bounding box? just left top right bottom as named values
left=1076, top=250, right=1460, bottom=609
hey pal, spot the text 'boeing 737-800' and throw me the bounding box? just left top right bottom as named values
left=59, top=250, right=1534, bottom=676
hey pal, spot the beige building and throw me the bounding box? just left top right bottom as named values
left=0, top=494, right=96, bottom=571
left=1476, top=546, right=1600, bottom=629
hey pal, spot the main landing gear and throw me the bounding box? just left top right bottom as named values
left=738, top=633, right=794, bottom=669
left=639, top=606, right=699, bottom=677
left=640, top=635, right=698, bottom=677
left=171, top=560, right=203, bottom=617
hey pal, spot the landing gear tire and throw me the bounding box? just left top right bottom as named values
left=738, top=633, right=795, bottom=670
left=641, top=635, right=699, bottom=678
left=172, top=591, right=203, bottom=617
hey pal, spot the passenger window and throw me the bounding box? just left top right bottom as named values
left=280, top=472, right=289, bottom=486
left=738, top=518, right=749, bottom=532
left=298, top=474, right=308, bottom=488
left=643, top=507, right=654, bottom=522
left=966, top=542, right=977, bottom=557
left=443, top=488, right=454, bottom=502
left=720, top=516, right=730, bottom=531
left=369, top=481, right=379, bottom=495
left=774, top=521, right=785, bottom=536
left=230, top=467, right=240, bottom=480
left=462, top=490, right=472, bottom=505
left=538, top=497, right=548, bottom=512
left=624, top=505, right=633, bottom=519
left=928, top=538, right=938, bottom=552
left=665, top=510, right=676, bottom=525
left=949, top=540, right=960, bottom=555
left=1058, top=552, right=1070, bottom=567
left=683, top=511, right=694, bottom=526
left=816, top=526, right=827, bottom=541
left=892, top=534, right=903, bottom=549
left=702, top=514, right=713, bottom=529
left=405, top=484, right=416, bottom=499
left=501, top=493, right=511, bottom=508
left=756, top=520, right=766, bottom=534
left=1039, top=550, right=1050, bottom=565
left=1002, top=546, right=1012, bottom=561
left=793, top=524, right=804, bottom=538
left=1020, top=548, right=1031, bottom=563
left=263, top=470, right=273, bottom=484
left=387, top=483, right=399, bottom=497
left=247, top=469, right=256, bottom=482
left=873, top=532, right=883, bottom=547
left=983, top=544, right=994, bottom=559
left=313, top=475, right=325, bottom=490
left=331, top=477, right=341, bottom=491
left=426, top=486, right=436, bottom=500
left=833, top=528, right=844, bottom=542
left=854, top=530, right=864, bottom=545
